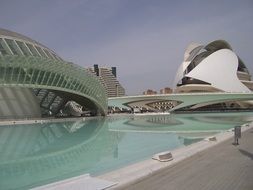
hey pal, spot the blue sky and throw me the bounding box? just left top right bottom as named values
left=1, top=0, right=253, bottom=95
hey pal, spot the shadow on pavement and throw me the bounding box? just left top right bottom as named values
left=238, top=149, right=253, bottom=160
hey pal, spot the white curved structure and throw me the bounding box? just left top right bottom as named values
left=174, top=40, right=253, bottom=93
left=108, top=40, right=253, bottom=113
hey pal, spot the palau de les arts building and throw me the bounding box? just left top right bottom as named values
left=0, top=28, right=253, bottom=119
left=172, top=40, right=253, bottom=111
left=174, top=40, right=253, bottom=93
left=108, top=40, right=253, bottom=112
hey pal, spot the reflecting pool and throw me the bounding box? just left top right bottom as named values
left=1, top=112, right=253, bottom=189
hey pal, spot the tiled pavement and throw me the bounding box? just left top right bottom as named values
left=116, top=128, right=253, bottom=190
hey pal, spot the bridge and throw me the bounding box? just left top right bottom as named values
left=108, top=93, right=253, bottom=112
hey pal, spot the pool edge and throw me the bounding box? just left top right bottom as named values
left=98, top=123, right=253, bottom=189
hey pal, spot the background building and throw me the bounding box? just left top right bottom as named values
left=88, top=64, right=125, bottom=98
left=160, top=87, right=172, bottom=94
left=142, top=87, right=172, bottom=95
left=143, top=89, right=157, bottom=95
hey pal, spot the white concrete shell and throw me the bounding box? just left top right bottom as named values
left=173, top=43, right=203, bottom=87
left=186, top=49, right=250, bottom=92
left=174, top=40, right=252, bottom=93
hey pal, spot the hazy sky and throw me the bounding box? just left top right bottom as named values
left=1, top=0, right=253, bottom=95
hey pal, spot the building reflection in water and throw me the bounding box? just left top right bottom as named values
left=1, top=112, right=253, bottom=189
left=0, top=118, right=122, bottom=189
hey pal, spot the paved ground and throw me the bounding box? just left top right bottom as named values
left=115, top=128, right=253, bottom=190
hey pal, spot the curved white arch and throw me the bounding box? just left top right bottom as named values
left=173, top=44, right=203, bottom=88
left=185, top=49, right=250, bottom=93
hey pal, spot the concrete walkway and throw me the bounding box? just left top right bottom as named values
left=115, top=128, right=253, bottom=190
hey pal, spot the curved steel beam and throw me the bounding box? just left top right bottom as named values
left=0, top=55, right=107, bottom=115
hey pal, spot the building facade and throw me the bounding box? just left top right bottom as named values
left=160, top=87, right=172, bottom=94
left=88, top=64, right=125, bottom=98
left=143, top=89, right=157, bottom=95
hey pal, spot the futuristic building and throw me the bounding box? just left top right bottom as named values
left=174, top=40, right=253, bottom=93
left=109, top=40, right=253, bottom=113
left=0, top=28, right=107, bottom=119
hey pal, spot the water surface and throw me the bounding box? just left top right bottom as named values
left=0, top=112, right=252, bottom=189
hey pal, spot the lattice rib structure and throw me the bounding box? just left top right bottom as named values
left=0, top=29, right=107, bottom=118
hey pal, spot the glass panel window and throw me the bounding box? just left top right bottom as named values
left=16, top=41, right=31, bottom=56
left=43, top=49, right=54, bottom=59
left=31, top=70, right=40, bottom=83
left=34, top=46, right=47, bottom=57
left=26, top=43, right=40, bottom=56
left=0, top=38, right=8, bottom=55
left=37, top=70, right=45, bottom=84
left=0, top=66, right=5, bottom=79
left=41, top=72, right=50, bottom=85
left=5, top=39, right=20, bottom=55
left=11, top=67, right=20, bottom=81
left=51, top=53, right=62, bottom=61
left=47, top=73, right=55, bottom=85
